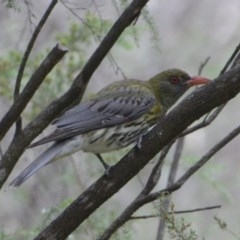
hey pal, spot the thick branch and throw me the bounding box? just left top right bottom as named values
left=0, top=44, right=67, bottom=141
left=0, top=0, right=150, bottom=188
left=33, top=64, right=240, bottom=240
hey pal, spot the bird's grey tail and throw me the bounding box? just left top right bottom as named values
left=10, top=141, right=66, bottom=187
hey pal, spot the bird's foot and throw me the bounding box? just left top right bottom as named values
left=137, top=133, right=147, bottom=149
left=104, top=165, right=112, bottom=177
left=95, top=153, right=112, bottom=178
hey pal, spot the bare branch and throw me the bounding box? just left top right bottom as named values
left=143, top=122, right=240, bottom=204
left=141, top=143, right=173, bottom=196
left=180, top=104, right=225, bottom=137
left=0, top=44, right=68, bottom=141
left=130, top=204, right=221, bottom=220
left=13, top=0, right=58, bottom=136
left=198, top=56, right=211, bottom=75
left=168, top=138, right=184, bottom=185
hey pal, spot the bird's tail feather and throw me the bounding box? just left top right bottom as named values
left=10, top=141, right=66, bottom=187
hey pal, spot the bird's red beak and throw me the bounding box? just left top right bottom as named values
left=187, top=76, right=211, bottom=86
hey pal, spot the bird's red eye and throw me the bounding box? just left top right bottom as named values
left=170, top=76, right=180, bottom=84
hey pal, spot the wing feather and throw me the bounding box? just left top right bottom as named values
left=29, top=81, right=158, bottom=147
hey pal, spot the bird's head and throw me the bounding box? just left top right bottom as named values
left=148, top=68, right=210, bottom=111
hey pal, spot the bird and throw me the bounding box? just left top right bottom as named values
left=10, top=68, right=210, bottom=187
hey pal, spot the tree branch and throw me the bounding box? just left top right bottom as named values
left=0, top=44, right=68, bottom=141
left=32, top=64, right=240, bottom=240
left=142, top=121, right=240, bottom=204
left=0, top=0, right=150, bottom=188
left=129, top=204, right=221, bottom=220
left=181, top=43, right=240, bottom=137
left=13, top=0, right=58, bottom=136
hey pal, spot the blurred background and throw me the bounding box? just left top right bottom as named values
left=1, top=0, right=240, bottom=239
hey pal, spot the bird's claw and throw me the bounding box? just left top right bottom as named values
left=137, top=133, right=147, bottom=149
left=104, top=165, right=112, bottom=177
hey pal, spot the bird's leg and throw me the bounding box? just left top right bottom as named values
left=137, top=132, right=147, bottom=149
left=95, top=153, right=111, bottom=176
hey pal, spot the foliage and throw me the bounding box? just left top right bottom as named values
left=214, top=216, right=240, bottom=240
left=2, top=0, right=17, bottom=9
left=155, top=196, right=198, bottom=240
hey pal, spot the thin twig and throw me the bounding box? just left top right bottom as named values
left=198, top=56, right=210, bottom=75
left=141, top=142, right=174, bottom=195
left=60, top=0, right=128, bottom=80
left=13, top=0, right=58, bottom=136
left=180, top=104, right=225, bottom=137
left=130, top=204, right=221, bottom=220
left=24, top=0, right=36, bottom=32
left=137, top=141, right=174, bottom=192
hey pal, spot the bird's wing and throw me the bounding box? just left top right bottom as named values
left=29, top=82, right=158, bottom=147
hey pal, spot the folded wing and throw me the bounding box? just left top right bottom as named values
left=29, top=81, right=158, bottom=147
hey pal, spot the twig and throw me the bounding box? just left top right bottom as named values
left=168, top=138, right=184, bottom=186
left=180, top=104, right=225, bottom=137
left=137, top=141, right=174, bottom=189
left=198, top=56, right=210, bottom=75
left=140, top=142, right=174, bottom=196
left=13, top=0, right=58, bottom=136
left=23, top=0, right=36, bottom=32
left=130, top=204, right=221, bottom=220
left=0, top=44, right=68, bottom=142
left=60, top=0, right=128, bottom=80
